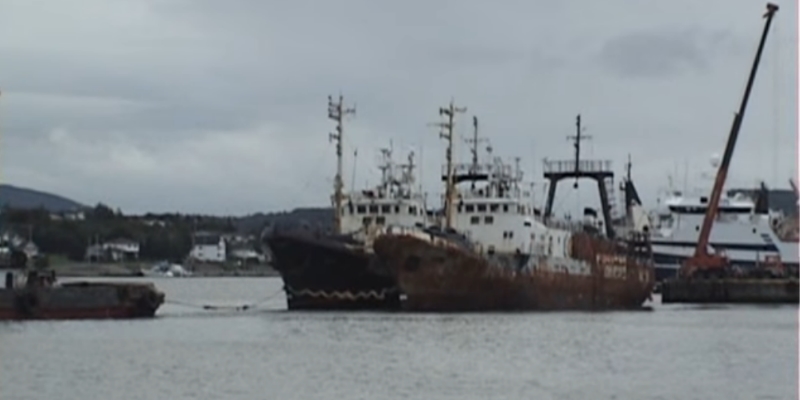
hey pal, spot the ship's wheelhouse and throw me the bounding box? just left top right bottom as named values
left=340, top=190, right=427, bottom=234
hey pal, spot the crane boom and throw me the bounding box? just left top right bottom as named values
left=682, top=3, right=780, bottom=277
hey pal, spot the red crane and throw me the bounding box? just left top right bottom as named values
left=679, top=3, right=780, bottom=279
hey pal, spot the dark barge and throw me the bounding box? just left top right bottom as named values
left=0, top=248, right=164, bottom=321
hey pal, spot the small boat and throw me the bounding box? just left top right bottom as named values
left=141, top=261, right=193, bottom=278
left=0, top=247, right=165, bottom=320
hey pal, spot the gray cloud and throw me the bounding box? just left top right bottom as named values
left=597, top=28, right=744, bottom=78
left=0, top=0, right=796, bottom=215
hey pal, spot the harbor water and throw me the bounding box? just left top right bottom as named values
left=1, top=277, right=796, bottom=400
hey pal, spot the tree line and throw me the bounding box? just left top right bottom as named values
left=0, top=204, right=246, bottom=262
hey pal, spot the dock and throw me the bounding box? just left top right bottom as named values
left=662, top=279, right=799, bottom=304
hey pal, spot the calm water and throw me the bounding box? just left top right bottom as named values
left=0, top=277, right=796, bottom=400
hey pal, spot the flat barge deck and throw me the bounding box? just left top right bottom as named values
left=661, top=278, right=798, bottom=304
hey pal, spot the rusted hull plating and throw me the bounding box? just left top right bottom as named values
left=0, top=282, right=165, bottom=321
left=373, top=232, right=654, bottom=312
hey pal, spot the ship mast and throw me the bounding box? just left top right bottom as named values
left=566, top=114, right=591, bottom=189
left=432, top=100, right=467, bottom=230
left=465, top=116, right=487, bottom=171
left=328, top=94, right=356, bottom=235
left=406, top=150, right=416, bottom=188
left=465, top=116, right=487, bottom=190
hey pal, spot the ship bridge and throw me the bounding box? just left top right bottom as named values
left=542, top=159, right=613, bottom=176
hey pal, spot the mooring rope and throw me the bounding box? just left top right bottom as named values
left=165, top=288, right=284, bottom=311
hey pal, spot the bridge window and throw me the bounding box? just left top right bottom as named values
left=376, top=216, right=386, bottom=225
left=465, top=204, right=475, bottom=213
left=381, top=205, right=391, bottom=214
left=503, top=204, right=509, bottom=213
left=369, top=205, right=379, bottom=213
left=394, top=205, right=400, bottom=213
left=477, top=204, right=487, bottom=212
left=362, top=217, right=372, bottom=225
left=523, top=221, right=531, bottom=227
left=508, top=230, right=514, bottom=238
left=490, top=204, right=499, bottom=212
left=470, top=216, right=480, bottom=225
left=356, top=205, right=367, bottom=214
left=409, top=206, right=417, bottom=215
left=484, top=216, right=494, bottom=224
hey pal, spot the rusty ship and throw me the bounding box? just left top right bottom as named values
left=372, top=103, right=655, bottom=312
left=263, top=95, right=430, bottom=310
left=0, top=246, right=164, bottom=320
left=661, top=3, right=799, bottom=304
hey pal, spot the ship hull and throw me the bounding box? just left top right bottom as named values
left=0, top=281, right=164, bottom=321
left=264, top=230, right=400, bottom=311
left=373, top=231, right=654, bottom=312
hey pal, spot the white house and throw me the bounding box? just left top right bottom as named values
left=104, top=238, right=140, bottom=256
left=141, top=219, right=168, bottom=228
left=85, top=238, right=139, bottom=262
left=49, top=210, right=86, bottom=221
left=0, top=231, right=26, bottom=248
left=189, top=232, right=226, bottom=263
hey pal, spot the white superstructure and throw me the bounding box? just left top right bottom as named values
left=648, top=188, right=798, bottom=273
left=617, top=155, right=799, bottom=279
left=338, top=145, right=430, bottom=240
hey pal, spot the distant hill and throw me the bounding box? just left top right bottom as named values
left=234, top=207, right=334, bottom=235
left=0, top=184, right=86, bottom=212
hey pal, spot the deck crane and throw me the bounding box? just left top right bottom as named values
left=679, top=3, right=780, bottom=279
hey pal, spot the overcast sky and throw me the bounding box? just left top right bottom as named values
left=0, top=0, right=797, bottom=216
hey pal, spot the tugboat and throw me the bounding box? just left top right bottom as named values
left=372, top=105, right=654, bottom=312
left=263, top=95, right=430, bottom=310
left=0, top=246, right=165, bottom=320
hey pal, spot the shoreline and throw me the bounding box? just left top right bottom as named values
left=49, top=262, right=282, bottom=278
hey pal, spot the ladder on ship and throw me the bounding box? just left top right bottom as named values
left=603, top=176, right=618, bottom=221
